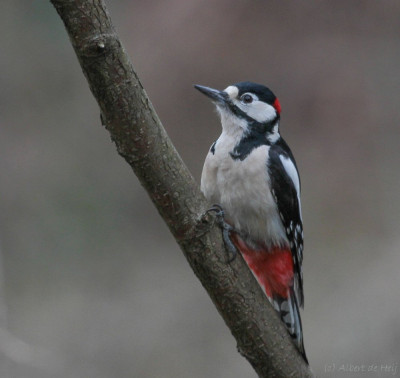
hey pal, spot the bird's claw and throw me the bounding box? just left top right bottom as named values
left=206, top=204, right=238, bottom=262
left=206, top=204, right=224, bottom=218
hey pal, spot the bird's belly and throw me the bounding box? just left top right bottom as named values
left=202, top=145, right=287, bottom=247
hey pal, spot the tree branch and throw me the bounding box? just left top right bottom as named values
left=49, top=1, right=313, bottom=376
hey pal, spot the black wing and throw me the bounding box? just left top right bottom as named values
left=268, top=138, right=304, bottom=307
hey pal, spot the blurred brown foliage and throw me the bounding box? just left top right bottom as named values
left=1, top=1, right=400, bottom=377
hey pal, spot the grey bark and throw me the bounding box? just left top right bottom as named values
left=49, top=1, right=314, bottom=376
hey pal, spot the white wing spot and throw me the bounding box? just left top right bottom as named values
left=279, top=154, right=302, bottom=221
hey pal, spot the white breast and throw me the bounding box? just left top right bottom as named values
left=201, top=132, right=287, bottom=247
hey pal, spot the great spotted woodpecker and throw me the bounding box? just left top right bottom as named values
left=195, top=82, right=307, bottom=362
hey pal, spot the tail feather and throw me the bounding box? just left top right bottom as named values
left=272, top=289, right=307, bottom=363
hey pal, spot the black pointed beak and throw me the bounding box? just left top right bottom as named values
left=194, top=84, right=228, bottom=104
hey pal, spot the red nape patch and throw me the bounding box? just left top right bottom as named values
left=232, top=235, right=293, bottom=298
left=273, top=98, right=281, bottom=115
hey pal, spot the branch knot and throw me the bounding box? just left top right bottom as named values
left=79, top=33, right=118, bottom=59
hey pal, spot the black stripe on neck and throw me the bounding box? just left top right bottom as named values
left=210, top=141, right=216, bottom=155
left=229, top=117, right=279, bottom=161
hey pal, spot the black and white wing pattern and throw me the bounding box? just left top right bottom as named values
left=268, top=137, right=304, bottom=307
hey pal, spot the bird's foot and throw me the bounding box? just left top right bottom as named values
left=206, top=204, right=238, bottom=263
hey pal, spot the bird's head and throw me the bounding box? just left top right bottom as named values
left=194, top=81, right=281, bottom=140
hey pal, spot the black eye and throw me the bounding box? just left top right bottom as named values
left=241, top=94, right=253, bottom=104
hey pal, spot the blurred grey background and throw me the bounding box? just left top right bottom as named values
left=1, top=1, right=400, bottom=377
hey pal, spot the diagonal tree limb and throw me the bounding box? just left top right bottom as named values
left=49, top=1, right=313, bottom=376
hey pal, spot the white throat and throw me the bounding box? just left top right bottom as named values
left=217, top=105, right=280, bottom=144
left=217, top=106, right=248, bottom=136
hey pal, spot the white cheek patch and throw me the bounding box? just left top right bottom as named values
left=236, top=100, right=276, bottom=123
left=224, top=85, right=239, bottom=99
